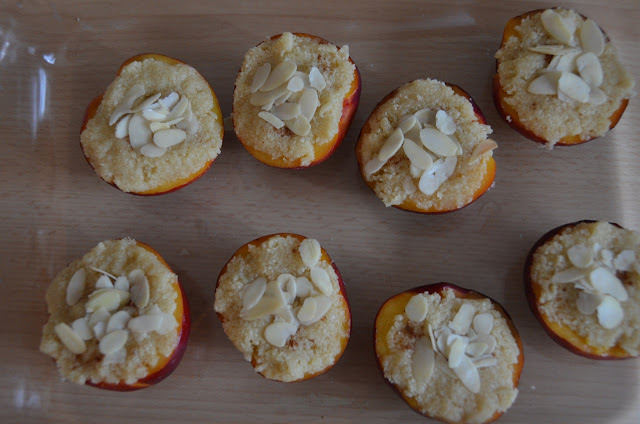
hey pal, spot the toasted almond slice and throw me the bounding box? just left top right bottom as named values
left=472, top=356, right=498, bottom=368
left=109, top=84, right=145, bottom=126
left=449, top=304, right=476, bottom=335
left=419, top=127, right=458, bottom=157
left=414, top=108, right=435, bottom=126
left=261, top=60, right=297, bottom=92
left=405, top=120, right=423, bottom=143
left=273, top=102, right=301, bottom=121
left=475, top=334, right=497, bottom=354
left=132, top=93, right=162, bottom=113
left=403, top=176, right=417, bottom=195
left=567, top=244, right=594, bottom=268
left=66, top=268, right=86, bottom=306
left=552, top=267, right=586, bottom=283
left=295, top=276, right=314, bottom=298
left=286, top=115, right=311, bottom=136
left=405, top=294, right=428, bottom=323
left=403, top=138, right=433, bottom=171
left=309, top=295, right=332, bottom=324
left=472, top=313, right=493, bottom=335
left=452, top=355, right=480, bottom=393
left=558, top=72, right=591, bottom=103
left=310, top=267, right=333, bottom=296
left=364, top=157, right=385, bottom=177
left=470, top=139, right=498, bottom=164
left=576, top=291, right=603, bottom=315
left=596, top=295, right=624, bottom=329
left=114, top=114, right=132, bottom=138
left=541, top=9, right=573, bottom=44
left=99, top=329, right=128, bottom=355
left=287, top=75, right=305, bottom=92
left=242, top=280, right=287, bottom=321
left=309, top=66, right=327, bottom=91
left=264, top=321, right=297, bottom=347
left=88, top=308, right=111, bottom=327
left=128, top=314, right=163, bottom=333
left=613, top=250, right=636, bottom=271
left=86, top=289, right=127, bottom=312
left=129, top=271, right=150, bottom=309
left=277, top=274, right=297, bottom=304
left=448, top=337, right=467, bottom=368
left=589, top=267, right=628, bottom=301
left=378, top=129, right=404, bottom=161
left=160, top=92, right=179, bottom=110
left=297, top=297, right=318, bottom=325
left=142, top=108, right=169, bottom=122
left=410, top=164, right=424, bottom=178
left=435, top=110, right=456, bottom=135
left=466, top=342, right=489, bottom=358
left=588, top=87, right=608, bottom=105
left=71, top=317, right=93, bottom=341
left=418, top=156, right=457, bottom=196
left=528, top=45, right=580, bottom=55
left=106, top=310, right=131, bottom=333
left=153, top=128, right=187, bottom=148
left=528, top=71, right=562, bottom=95
left=242, top=277, right=267, bottom=312
left=149, top=121, right=171, bottom=133
left=128, top=113, right=152, bottom=150
left=412, top=337, right=435, bottom=385
left=55, top=323, right=87, bottom=354
left=300, top=238, right=322, bottom=268
left=579, top=19, right=605, bottom=56
left=299, top=88, right=319, bottom=121
left=258, top=111, right=285, bottom=129
left=398, top=115, right=417, bottom=134
left=250, top=63, right=272, bottom=93
left=577, top=52, right=604, bottom=87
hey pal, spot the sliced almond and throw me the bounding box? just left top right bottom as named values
left=261, top=60, right=297, bottom=92
left=287, top=75, right=305, bottom=92
left=308, top=67, right=327, bottom=91
left=310, top=267, right=333, bottom=296
left=436, top=327, right=452, bottom=356
left=414, top=108, right=435, bottom=126
left=466, top=342, right=489, bottom=358
left=113, top=276, right=129, bottom=291
left=165, top=96, right=189, bottom=121
left=86, top=289, right=129, bottom=312
left=410, top=164, right=424, bottom=178
left=242, top=280, right=287, bottom=320
left=93, top=321, right=106, bottom=340
left=403, top=138, right=433, bottom=171
left=300, top=238, right=322, bottom=268
left=258, top=111, right=285, bottom=129
left=404, top=120, right=422, bottom=143
left=472, top=356, right=498, bottom=368
left=299, top=88, right=319, bottom=121
left=250, top=63, right=272, bottom=93
left=427, top=323, right=438, bottom=353
left=107, top=310, right=131, bottom=332
left=412, top=337, right=435, bottom=385
left=286, top=115, right=312, bottom=136
left=309, top=295, right=332, bottom=324
left=95, top=274, right=113, bottom=289
left=293, top=71, right=310, bottom=88
left=160, top=92, right=179, bottom=110
left=551, top=267, right=586, bottom=283
left=71, top=317, right=93, bottom=341
left=589, top=267, right=628, bottom=301
left=448, top=337, right=467, bottom=368
left=295, top=276, right=314, bottom=298
left=579, top=19, right=605, bottom=56
left=596, top=295, right=624, bottom=329
left=403, top=176, right=417, bottom=195
left=156, top=312, right=177, bottom=335
left=363, top=157, right=385, bottom=177
left=128, top=314, right=163, bottom=333
left=435, top=110, right=456, bottom=135
left=405, top=294, right=428, bottom=323
left=242, top=277, right=267, bottom=312
left=576, top=291, right=603, bottom=315
left=273, top=103, right=301, bottom=121
left=153, top=128, right=187, bottom=148
left=528, top=72, right=562, bottom=95
left=90, top=266, right=117, bottom=280
left=547, top=51, right=580, bottom=73
left=378, top=129, right=404, bottom=162
left=472, top=313, right=493, bottom=335
left=132, top=93, right=162, bottom=113
left=251, top=85, right=290, bottom=108
left=277, top=274, right=297, bottom=304
left=273, top=90, right=294, bottom=107
left=597, top=248, right=615, bottom=268
left=435, top=351, right=457, bottom=378
left=142, top=108, right=169, bottom=122
left=475, top=334, right=497, bottom=354
left=449, top=304, right=476, bottom=335
left=139, top=141, right=168, bottom=157
left=88, top=308, right=111, bottom=327
left=541, top=9, right=573, bottom=45
left=149, top=121, right=171, bottom=133
left=114, top=114, right=132, bottom=138
left=588, top=87, right=608, bottom=105
left=66, top=268, right=86, bottom=306
left=297, top=297, right=318, bottom=325
left=577, top=52, right=604, bottom=87
left=452, top=355, right=480, bottom=393
left=99, top=329, right=128, bottom=355
left=470, top=139, right=498, bottom=164
left=418, top=156, right=457, bottom=196
left=419, top=127, right=458, bottom=157
left=264, top=321, right=297, bottom=347
left=558, top=72, right=590, bottom=103
left=129, top=270, right=150, bottom=309
left=567, top=244, right=594, bottom=268
left=398, top=115, right=417, bottom=134
left=55, top=323, right=87, bottom=354
left=128, top=113, right=152, bottom=150
left=109, top=84, right=145, bottom=126
left=613, top=250, right=636, bottom=272
left=528, top=45, right=580, bottom=55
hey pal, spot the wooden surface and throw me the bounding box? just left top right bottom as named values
left=1, top=0, right=639, bottom=423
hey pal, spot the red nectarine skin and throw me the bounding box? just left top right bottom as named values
left=233, top=33, right=361, bottom=169
left=216, top=233, right=351, bottom=382
left=493, top=9, right=629, bottom=147
left=80, top=53, right=224, bottom=195
left=355, top=82, right=496, bottom=214
left=524, top=220, right=635, bottom=360
left=374, top=283, right=524, bottom=424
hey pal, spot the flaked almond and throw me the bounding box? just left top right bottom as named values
left=129, top=270, right=150, bottom=309
left=449, top=304, right=476, bottom=335
left=589, top=267, right=628, bottom=301
left=378, top=128, right=404, bottom=162
left=596, top=295, right=624, bottom=329
left=588, top=87, right=608, bottom=105
left=466, top=342, right=489, bottom=358
left=475, top=334, right=497, bottom=354
left=403, top=138, right=433, bottom=171
left=414, top=108, right=435, bottom=126
left=273, top=90, right=294, bottom=107
left=299, top=88, right=319, bottom=121
left=128, top=314, right=163, bottom=333
left=250, top=85, right=290, bottom=108
left=93, top=321, right=106, bottom=340
left=295, top=276, right=314, bottom=298
left=109, top=84, right=145, bottom=126
left=404, top=120, right=422, bottom=143
left=567, top=244, right=593, bottom=268
left=71, top=317, right=93, bottom=341
left=472, top=356, right=498, bottom=368
left=99, top=329, right=128, bottom=355
left=242, top=277, right=267, bottom=312
left=435, top=110, right=456, bottom=135
left=286, top=115, right=311, bottom=136
left=470, top=139, right=498, bottom=164
left=398, top=115, right=417, bottom=134
left=149, top=122, right=171, bottom=133
left=95, top=275, right=113, bottom=290
left=153, top=128, right=187, bottom=149
left=273, top=102, right=301, bottom=121
left=547, top=51, right=580, bottom=73
left=139, top=143, right=166, bottom=157
left=242, top=280, right=287, bottom=321
left=452, top=355, right=480, bottom=393
left=363, top=157, right=385, bottom=177
left=405, top=294, right=428, bottom=323
left=113, top=276, right=129, bottom=291
left=576, top=291, right=603, bottom=315
left=597, top=247, right=615, bottom=268
left=299, top=238, right=321, bottom=268
left=250, top=63, right=271, bottom=93
left=427, top=323, right=438, bottom=353
left=88, top=308, right=111, bottom=327
left=156, top=312, right=177, bottom=335
left=264, top=321, right=297, bottom=347
left=309, top=67, right=327, bottom=91
left=86, top=289, right=130, bottom=312
left=528, top=71, right=562, bottom=95
left=579, top=19, right=605, bottom=56
left=528, top=45, right=580, bottom=55
left=114, top=114, right=132, bottom=138
left=66, top=268, right=86, bottom=306
left=128, top=113, right=152, bottom=150
left=160, top=92, right=179, bottom=110
left=261, top=60, right=297, bottom=92
left=308, top=295, right=332, bottom=324
left=577, top=52, right=604, bottom=87
left=613, top=250, right=636, bottom=271
left=258, top=111, right=285, bottom=129
left=297, top=297, right=318, bottom=325
left=551, top=267, right=586, bottom=283
left=310, top=267, right=333, bottom=296
left=541, top=9, right=573, bottom=45
left=132, top=93, right=162, bottom=113
left=558, top=72, right=591, bottom=103
left=55, top=323, right=87, bottom=354
left=142, top=108, right=169, bottom=122
left=418, top=156, right=457, bottom=195
left=448, top=337, right=467, bottom=368
left=435, top=351, right=457, bottom=378
left=165, top=96, right=189, bottom=122
left=472, top=313, right=493, bottom=335
left=277, top=274, right=297, bottom=304
left=419, top=127, right=458, bottom=157
left=287, top=75, right=305, bottom=92
left=107, top=310, right=131, bottom=332
left=412, top=337, right=435, bottom=385
left=410, top=164, right=424, bottom=178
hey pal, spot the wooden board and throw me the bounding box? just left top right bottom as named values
left=1, top=0, right=639, bottom=422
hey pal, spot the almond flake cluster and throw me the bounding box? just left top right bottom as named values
left=550, top=242, right=638, bottom=329
left=526, top=9, right=608, bottom=104
left=240, top=239, right=336, bottom=348
left=108, top=84, right=199, bottom=158
left=405, top=295, right=498, bottom=394
left=249, top=60, right=328, bottom=136
left=55, top=266, right=177, bottom=363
